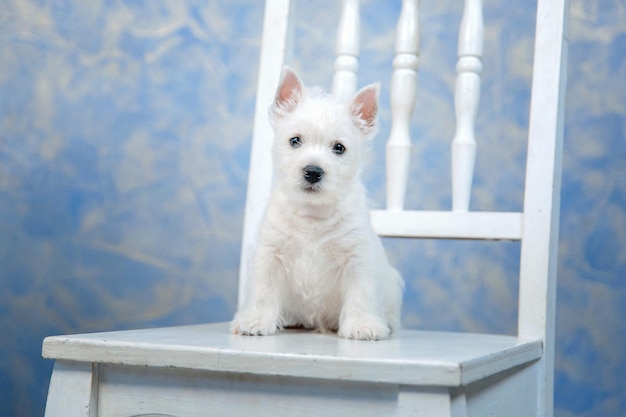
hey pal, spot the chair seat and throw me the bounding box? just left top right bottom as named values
left=42, top=322, right=541, bottom=387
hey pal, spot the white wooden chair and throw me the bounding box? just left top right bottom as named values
left=42, top=0, right=569, bottom=416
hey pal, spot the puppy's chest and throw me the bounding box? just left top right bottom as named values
left=277, top=224, right=354, bottom=288
left=282, top=234, right=343, bottom=275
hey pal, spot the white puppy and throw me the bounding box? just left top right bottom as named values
left=231, top=67, right=403, bottom=340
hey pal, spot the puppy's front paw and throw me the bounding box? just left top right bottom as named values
left=231, top=310, right=280, bottom=336
left=338, top=315, right=391, bottom=341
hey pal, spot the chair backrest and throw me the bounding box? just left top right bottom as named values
left=240, top=1, right=568, bottom=415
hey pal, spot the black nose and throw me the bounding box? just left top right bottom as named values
left=303, top=165, right=324, bottom=184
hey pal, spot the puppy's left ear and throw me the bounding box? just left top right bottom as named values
left=350, top=83, right=380, bottom=139
left=270, top=66, right=304, bottom=120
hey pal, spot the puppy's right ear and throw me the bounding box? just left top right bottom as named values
left=270, top=66, right=304, bottom=119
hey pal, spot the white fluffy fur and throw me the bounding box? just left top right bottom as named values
left=231, top=67, right=404, bottom=340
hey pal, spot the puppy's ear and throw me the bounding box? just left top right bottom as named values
left=270, top=66, right=304, bottom=119
left=350, top=83, right=379, bottom=139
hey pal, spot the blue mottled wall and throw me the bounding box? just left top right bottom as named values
left=1, top=1, right=625, bottom=416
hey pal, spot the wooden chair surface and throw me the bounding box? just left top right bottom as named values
left=43, top=1, right=569, bottom=416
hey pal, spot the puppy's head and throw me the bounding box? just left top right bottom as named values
left=269, top=66, right=379, bottom=206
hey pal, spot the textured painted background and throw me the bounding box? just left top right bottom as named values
left=1, top=1, right=625, bottom=416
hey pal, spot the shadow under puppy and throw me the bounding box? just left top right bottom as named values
left=232, top=67, right=403, bottom=340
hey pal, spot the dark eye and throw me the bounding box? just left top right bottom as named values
left=289, top=136, right=302, bottom=148
left=332, top=142, right=346, bottom=155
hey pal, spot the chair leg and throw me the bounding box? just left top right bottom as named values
left=44, top=360, right=98, bottom=417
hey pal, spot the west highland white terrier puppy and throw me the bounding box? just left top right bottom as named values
left=231, top=67, right=403, bottom=340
